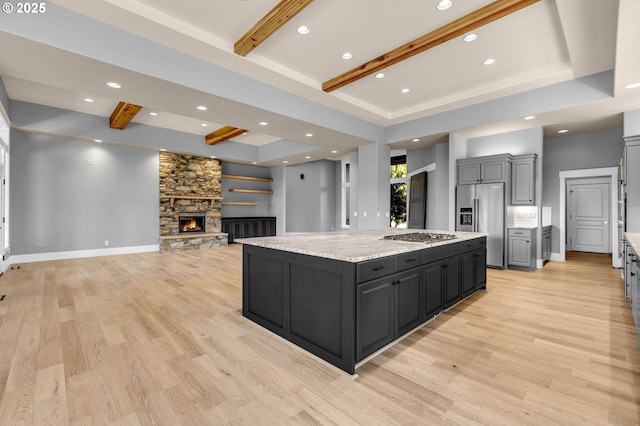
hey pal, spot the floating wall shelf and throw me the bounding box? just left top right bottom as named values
left=221, top=174, right=273, bottom=183
left=222, top=201, right=261, bottom=206
left=228, top=189, right=273, bottom=195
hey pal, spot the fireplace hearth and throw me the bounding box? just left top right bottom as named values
left=179, top=214, right=206, bottom=234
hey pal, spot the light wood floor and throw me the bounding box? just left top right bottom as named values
left=0, top=246, right=638, bottom=425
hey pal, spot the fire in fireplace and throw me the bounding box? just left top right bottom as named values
left=179, top=215, right=206, bottom=234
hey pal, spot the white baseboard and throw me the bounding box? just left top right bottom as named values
left=550, top=252, right=564, bottom=262
left=536, top=253, right=564, bottom=269
left=8, top=245, right=160, bottom=265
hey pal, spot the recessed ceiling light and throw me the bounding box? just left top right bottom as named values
left=305, top=156, right=311, bottom=159
left=297, top=25, right=309, bottom=35
left=283, top=160, right=289, bottom=164
left=625, top=82, right=640, bottom=89
left=84, top=98, right=94, bottom=103
left=437, top=0, right=452, bottom=11
left=558, top=129, right=568, bottom=133
left=149, top=112, right=158, bottom=116
left=341, top=52, right=352, bottom=60
left=106, top=82, right=121, bottom=89
left=331, top=150, right=338, bottom=154
left=401, top=88, right=410, bottom=93
left=197, top=105, right=208, bottom=111
left=524, top=115, right=536, bottom=120
left=375, top=72, right=385, bottom=79
left=252, top=161, right=257, bottom=164
left=201, top=123, right=208, bottom=127
left=463, top=33, right=477, bottom=42
left=259, top=121, right=268, bottom=126
left=93, top=139, right=102, bottom=143
left=412, top=138, right=420, bottom=142
left=483, top=58, right=495, bottom=65
left=160, top=148, right=167, bottom=151
left=305, top=133, right=313, bottom=137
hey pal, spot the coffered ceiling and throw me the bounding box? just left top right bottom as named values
left=0, top=0, right=638, bottom=166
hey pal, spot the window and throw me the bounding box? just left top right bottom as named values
left=390, top=155, right=407, bottom=227
left=341, top=160, right=350, bottom=228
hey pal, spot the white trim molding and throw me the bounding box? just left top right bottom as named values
left=8, top=244, right=160, bottom=265
left=558, top=167, right=620, bottom=268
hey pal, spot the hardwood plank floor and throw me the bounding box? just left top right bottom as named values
left=0, top=246, right=638, bottom=425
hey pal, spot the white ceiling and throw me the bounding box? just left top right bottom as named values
left=1, top=0, right=639, bottom=166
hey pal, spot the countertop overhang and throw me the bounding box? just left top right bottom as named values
left=626, top=232, right=640, bottom=254
left=237, top=229, right=488, bottom=263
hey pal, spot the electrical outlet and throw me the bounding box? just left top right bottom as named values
left=104, top=240, right=109, bottom=246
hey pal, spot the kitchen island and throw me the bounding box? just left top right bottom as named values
left=239, top=229, right=487, bottom=374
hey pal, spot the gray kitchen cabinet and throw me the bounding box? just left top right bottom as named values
left=625, top=139, right=640, bottom=232
left=457, top=154, right=512, bottom=184
left=511, top=154, right=537, bottom=205
left=542, top=225, right=552, bottom=263
left=508, top=228, right=537, bottom=270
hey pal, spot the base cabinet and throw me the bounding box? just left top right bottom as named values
left=244, top=237, right=487, bottom=374
left=508, top=228, right=537, bottom=270
left=356, top=266, right=423, bottom=360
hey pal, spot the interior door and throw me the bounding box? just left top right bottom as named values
left=407, top=172, right=426, bottom=229
left=568, top=179, right=610, bottom=253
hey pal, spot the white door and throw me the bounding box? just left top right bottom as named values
left=567, top=178, right=610, bottom=253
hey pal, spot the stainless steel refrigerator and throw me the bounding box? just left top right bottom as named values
left=456, top=183, right=506, bottom=269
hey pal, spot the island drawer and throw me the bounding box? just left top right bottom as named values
left=460, top=239, right=477, bottom=253
left=357, top=256, right=395, bottom=283
left=443, top=242, right=461, bottom=257
left=422, top=245, right=445, bottom=264
left=395, top=251, right=423, bottom=272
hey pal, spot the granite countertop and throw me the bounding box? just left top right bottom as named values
left=237, top=228, right=488, bottom=263
left=626, top=232, right=640, bottom=255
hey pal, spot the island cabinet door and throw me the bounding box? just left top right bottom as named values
left=444, top=256, right=462, bottom=308
left=356, top=276, right=395, bottom=361
left=395, top=267, right=423, bottom=336
left=461, top=252, right=476, bottom=298
left=423, top=260, right=444, bottom=319
left=474, top=248, right=487, bottom=290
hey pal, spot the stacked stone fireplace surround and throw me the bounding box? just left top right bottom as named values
left=159, top=152, right=228, bottom=251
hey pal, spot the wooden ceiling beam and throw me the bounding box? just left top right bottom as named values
left=322, top=0, right=540, bottom=92
left=234, top=0, right=314, bottom=57
left=205, top=126, right=248, bottom=145
left=109, top=101, right=142, bottom=130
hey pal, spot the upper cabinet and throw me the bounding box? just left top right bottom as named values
left=511, top=154, right=537, bottom=205
left=457, top=154, right=512, bottom=185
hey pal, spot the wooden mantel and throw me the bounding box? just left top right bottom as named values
left=160, top=195, right=223, bottom=207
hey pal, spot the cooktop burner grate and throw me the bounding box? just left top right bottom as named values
left=383, top=232, right=457, bottom=244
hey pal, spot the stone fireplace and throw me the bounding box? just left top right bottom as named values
left=159, top=152, right=227, bottom=251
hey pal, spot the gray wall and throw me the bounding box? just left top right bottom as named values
left=10, top=131, right=159, bottom=254
left=542, top=127, right=622, bottom=252
left=285, top=160, right=337, bottom=233
left=221, top=162, right=272, bottom=217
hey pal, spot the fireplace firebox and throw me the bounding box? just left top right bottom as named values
left=179, top=214, right=206, bottom=234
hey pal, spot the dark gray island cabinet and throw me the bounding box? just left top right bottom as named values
left=242, top=233, right=486, bottom=374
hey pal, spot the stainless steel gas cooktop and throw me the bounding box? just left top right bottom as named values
left=382, top=232, right=457, bottom=244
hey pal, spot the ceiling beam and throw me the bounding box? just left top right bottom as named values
left=234, top=0, right=314, bottom=57
left=322, top=0, right=540, bottom=92
left=109, top=101, right=142, bottom=129
left=205, top=126, right=248, bottom=145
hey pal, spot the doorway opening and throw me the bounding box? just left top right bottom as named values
left=390, top=155, right=407, bottom=228
left=566, top=177, right=610, bottom=254
left=558, top=167, right=619, bottom=268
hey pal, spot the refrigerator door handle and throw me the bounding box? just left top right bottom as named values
left=474, top=198, right=479, bottom=232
